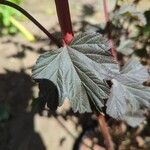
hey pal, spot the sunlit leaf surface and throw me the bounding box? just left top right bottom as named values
left=32, top=32, right=118, bottom=113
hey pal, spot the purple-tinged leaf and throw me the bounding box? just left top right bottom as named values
left=32, top=32, right=118, bottom=113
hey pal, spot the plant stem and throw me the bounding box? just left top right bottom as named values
left=0, top=0, right=61, bottom=47
left=97, top=114, right=114, bottom=150
left=103, top=0, right=117, bottom=59
left=103, top=0, right=109, bottom=23
left=55, top=0, right=74, bottom=45
left=10, top=16, right=35, bottom=42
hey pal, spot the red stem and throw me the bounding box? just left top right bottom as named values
left=103, top=0, right=117, bottom=59
left=97, top=114, right=114, bottom=150
left=55, top=0, right=74, bottom=46
left=103, top=0, right=109, bottom=23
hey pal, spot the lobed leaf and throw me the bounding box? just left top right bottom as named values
left=120, top=59, right=149, bottom=84
left=106, top=59, right=150, bottom=121
left=32, top=32, right=118, bottom=113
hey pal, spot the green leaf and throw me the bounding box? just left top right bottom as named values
left=0, top=0, right=22, bottom=34
left=3, top=9, right=11, bottom=27
left=32, top=32, right=118, bottom=113
left=106, top=59, right=150, bottom=122
left=8, top=26, right=17, bottom=34
left=142, top=25, right=150, bottom=36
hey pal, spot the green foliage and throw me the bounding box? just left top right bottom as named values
left=0, top=0, right=22, bottom=34
left=0, top=0, right=35, bottom=41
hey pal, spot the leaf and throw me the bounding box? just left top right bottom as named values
left=10, top=16, right=35, bottom=42
left=0, top=0, right=22, bottom=34
left=11, top=0, right=22, bottom=4
left=106, top=59, right=150, bottom=120
left=120, top=59, right=149, bottom=84
left=117, top=38, right=134, bottom=55
left=106, top=79, right=128, bottom=119
left=142, top=25, right=150, bottom=36
left=123, top=111, right=145, bottom=127
left=32, top=32, right=118, bottom=113
left=112, top=4, right=146, bottom=25
left=3, top=9, right=11, bottom=27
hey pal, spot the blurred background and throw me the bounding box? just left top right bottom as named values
left=0, top=0, right=150, bottom=150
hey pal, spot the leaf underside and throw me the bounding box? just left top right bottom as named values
left=32, top=32, right=118, bottom=113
